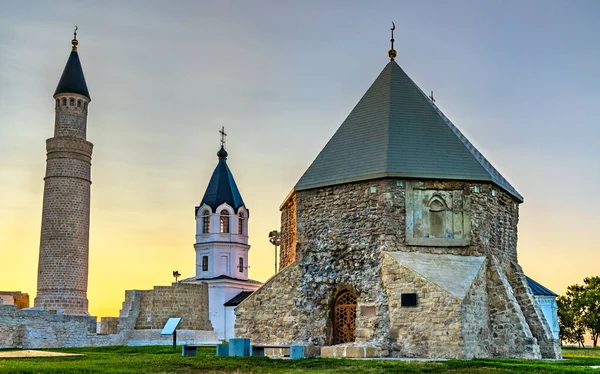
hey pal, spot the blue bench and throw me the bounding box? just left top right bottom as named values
left=181, top=344, right=217, bottom=356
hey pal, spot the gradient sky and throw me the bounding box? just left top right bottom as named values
left=0, top=1, right=598, bottom=318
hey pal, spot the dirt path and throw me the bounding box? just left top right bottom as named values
left=0, top=350, right=84, bottom=359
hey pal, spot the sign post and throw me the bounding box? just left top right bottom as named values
left=160, top=317, right=182, bottom=350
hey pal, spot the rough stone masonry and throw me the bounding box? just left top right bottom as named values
left=236, top=180, right=561, bottom=359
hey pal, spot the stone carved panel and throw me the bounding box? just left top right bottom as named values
left=405, top=182, right=471, bottom=246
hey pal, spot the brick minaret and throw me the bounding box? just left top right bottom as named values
left=35, top=31, right=93, bottom=315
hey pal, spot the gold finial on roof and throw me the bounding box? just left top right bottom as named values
left=72, top=25, right=79, bottom=51
left=388, top=22, right=397, bottom=61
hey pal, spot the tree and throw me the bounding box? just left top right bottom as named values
left=581, top=277, right=600, bottom=348
left=558, top=276, right=600, bottom=348
left=557, top=286, right=586, bottom=347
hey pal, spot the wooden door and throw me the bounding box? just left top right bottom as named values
left=333, top=291, right=357, bottom=344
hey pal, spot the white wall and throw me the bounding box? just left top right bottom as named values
left=534, top=295, right=560, bottom=340
left=206, top=280, right=260, bottom=341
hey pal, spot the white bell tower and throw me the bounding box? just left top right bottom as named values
left=188, top=129, right=261, bottom=341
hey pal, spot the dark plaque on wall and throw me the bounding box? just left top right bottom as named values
left=401, top=293, right=418, bottom=307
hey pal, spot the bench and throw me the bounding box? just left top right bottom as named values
left=251, top=345, right=304, bottom=359
left=181, top=344, right=217, bottom=356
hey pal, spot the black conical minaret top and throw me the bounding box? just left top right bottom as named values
left=54, top=27, right=90, bottom=100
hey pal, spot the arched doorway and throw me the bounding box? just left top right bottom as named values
left=333, top=290, right=357, bottom=344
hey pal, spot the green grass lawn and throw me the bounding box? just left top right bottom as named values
left=0, top=346, right=599, bottom=373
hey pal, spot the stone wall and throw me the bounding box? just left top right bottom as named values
left=235, top=263, right=303, bottom=344
left=279, top=193, right=296, bottom=270
left=127, top=329, right=218, bottom=346
left=132, top=282, right=212, bottom=331
left=236, top=177, right=560, bottom=358
left=0, top=304, right=121, bottom=349
left=461, top=264, right=492, bottom=358
left=0, top=292, right=29, bottom=309
left=100, top=317, right=119, bottom=335
left=0, top=282, right=216, bottom=349
left=381, top=254, right=463, bottom=359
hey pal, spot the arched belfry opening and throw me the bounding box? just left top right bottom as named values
left=333, top=290, right=357, bottom=344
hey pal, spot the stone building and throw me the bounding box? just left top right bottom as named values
left=182, top=143, right=262, bottom=341
left=235, top=45, right=562, bottom=359
left=35, top=31, right=93, bottom=315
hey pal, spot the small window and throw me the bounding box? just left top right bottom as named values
left=401, top=293, right=418, bottom=307
left=77, top=100, right=81, bottom=107
left=202, top=256, right=208, bottom=271
left=83, top=102, right=88, bottom=110
left=238, top=257, right=244, bottom=273
left=62, top=98, right=67, bottom=106
left=69, top=98, right=75, bottom=106
left=238, top=212, right=244, bottom=235
left=220, top=211, right=229, bottom=233
left=55, top=99, right=59, bottom=108
left=221, top=255, right=229, bottom=272
left=202, top=210, right=210, bottom=233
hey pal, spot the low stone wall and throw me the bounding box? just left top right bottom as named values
left=127, top=329, right=219, bottom=346
left=0, top=282, right=215, bottom=349
left=100, top=317, right=119, bottom=335
left=0, top=305, right=121, bottom=349
left=0, top=291, right=30, bottom=309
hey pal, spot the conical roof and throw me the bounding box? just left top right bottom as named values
left=54, top=50, right=90, bottom=99
left=295, top=61, right=523, bottom=202
left=198, top=147, right=246, bottom=212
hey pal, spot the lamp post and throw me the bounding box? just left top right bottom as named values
left=268, top=230, right=281, bottom=275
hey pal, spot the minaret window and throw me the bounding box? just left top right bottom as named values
left=83, top=102, right=87, bottom=110
left=77, top=100, right=82, bottom=108
left=69, top=98, right=75, bottom=106
left=62, top=98, right=67, bottom=106
left=238, top=212, right=244, bottom=235
left=55, top=99, right=59, bottom=108
left=220, top=211, right=230, bottom=233
left=202, top=256, right=208, bottom=271
left=202, top=210, right=210, bottom=233
left=239, top=257, right=244, bottom=273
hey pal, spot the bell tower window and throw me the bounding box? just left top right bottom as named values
left=238, top=212, right=244, bottom=235
left=202, top=256, right=208, bottom=271
left=220, top=211, right=230, bottom=233
left=239, top=257, right=244, bottom=273
left=202, top=210, right=210, bottom=233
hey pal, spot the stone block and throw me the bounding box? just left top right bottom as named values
left=345, top=347, right=364, bottom=358
left=320, top=346, right=335, bottom=358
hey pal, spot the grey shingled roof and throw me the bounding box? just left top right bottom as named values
left=295, top=61, right=523, bottom=202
